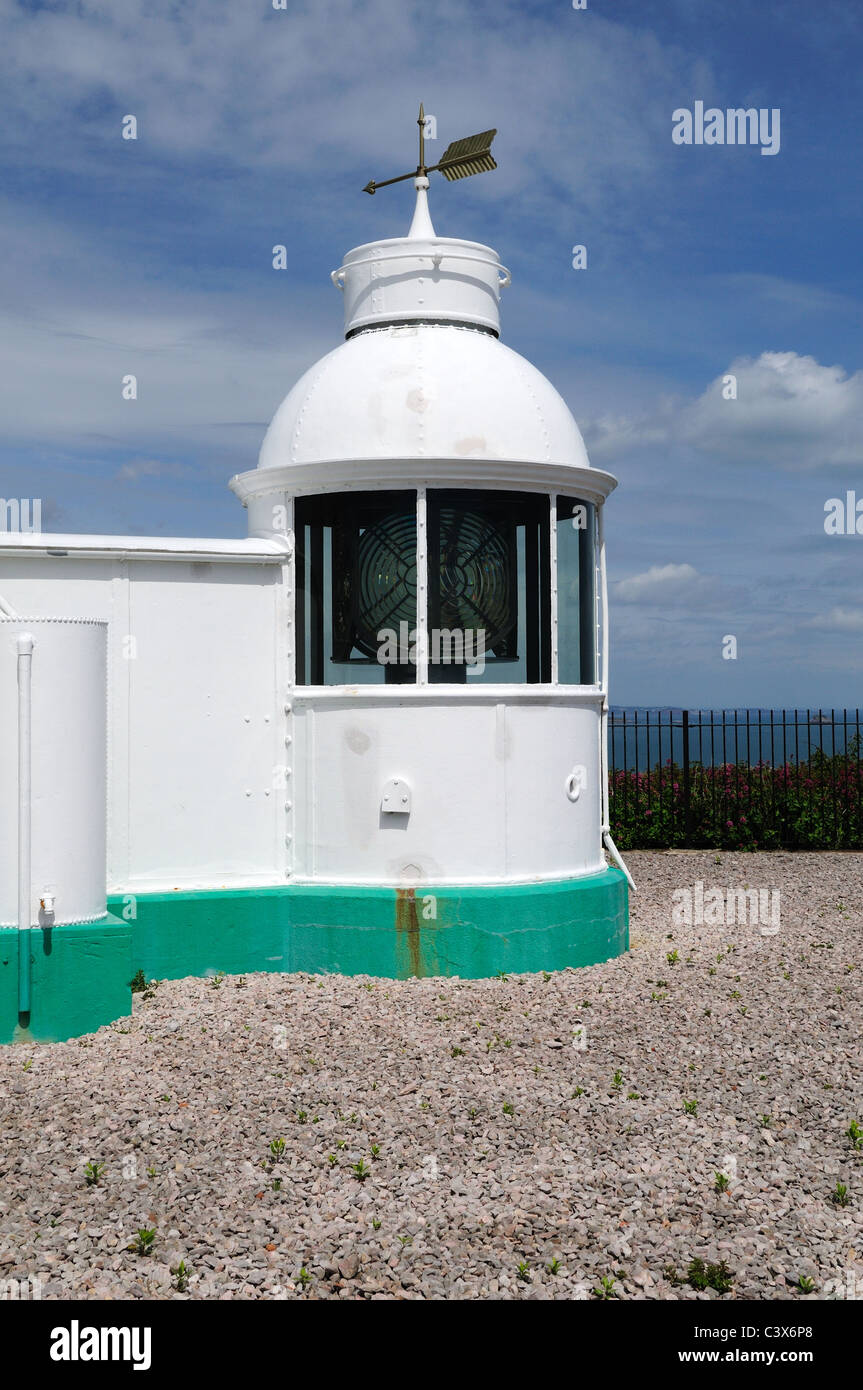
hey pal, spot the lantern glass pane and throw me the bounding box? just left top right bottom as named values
left=295, top=492, right=417, bottom=685
left=556, top=496, right=596, bottom=685
left=426, top=490, right=551, bottom=684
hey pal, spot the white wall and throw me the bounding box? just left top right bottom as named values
left=291, top=694, right=603, bottom=886
left=0, top=550, right=290, bottom=891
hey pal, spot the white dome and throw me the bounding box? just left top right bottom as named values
left=257, top=322, right=590, bottom=470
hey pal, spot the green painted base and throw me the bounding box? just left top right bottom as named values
left=0, top=869, right=628, bottom=1043
left=0, top=914, right=131, bottom=1045
left=115, top=866, right=628, bottom=983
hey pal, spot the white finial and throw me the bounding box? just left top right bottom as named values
left=408, top=176, right=436, bottom=240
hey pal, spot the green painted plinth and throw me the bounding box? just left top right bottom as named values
left=1, top=869, right=628, bottom=1043
left=113, top=866, right=628, bottom=985
left=0, top=913, right=131, bottom=1045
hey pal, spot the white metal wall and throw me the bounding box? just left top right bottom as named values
left=0, top=553, right=289, bottom=891
left=291, top=694, right=603, bottom=886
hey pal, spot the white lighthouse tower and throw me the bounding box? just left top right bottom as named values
left=228, top=114, right=630, bottom=975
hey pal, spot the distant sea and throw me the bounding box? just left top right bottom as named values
left=608, top=708, right=863, bottom=769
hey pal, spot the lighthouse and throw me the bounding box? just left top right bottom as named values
left=229, top=111, right=631, bottom=975
left=0, top=110, right=629, bottom=1043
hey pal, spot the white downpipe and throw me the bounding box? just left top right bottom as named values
left=17, top=632, right=34, bottom=1014
left=596, top=506, right=635, bottom=893
left=0, top=593, right=18, bottom=618
left=604, top=828, right=636, bottom=893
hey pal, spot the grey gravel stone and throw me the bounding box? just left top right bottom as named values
left=0, top=851, right=861, bottom=1300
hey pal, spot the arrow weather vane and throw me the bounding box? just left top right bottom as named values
left=363, top=104, right=497, bottom=195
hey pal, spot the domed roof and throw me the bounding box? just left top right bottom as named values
left=257, top=322, right=590, bottom=470
left=233, top=176, right=605, bottom=499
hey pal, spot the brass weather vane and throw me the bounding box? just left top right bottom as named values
left=363, top=104, right=497, bottom=195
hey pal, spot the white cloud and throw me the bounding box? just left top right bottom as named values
left=810, top=607, right=863, bottom=633
left=114, top=459, right=191, bottom=482
left=0, top=0, right=709, bottom=210
left=0, top=2, right=717, bottom=457
left=0, top=199, right=335, bottom=456
left=614, top=562, right=711, bottom=604
left=583, top=406, right=679, bottom=460
left=585, top=350, right=863, bottom=471
left=679, top=352, right=863, bottom=469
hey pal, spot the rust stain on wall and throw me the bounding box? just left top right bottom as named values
left=395, top=886, right=423, bottom=979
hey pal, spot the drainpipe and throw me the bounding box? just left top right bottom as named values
left=0, top=592, right=18, bottom=618
left=17, top=632, right=34, bottom=1015
left=596, top=507, right=635, bottom=894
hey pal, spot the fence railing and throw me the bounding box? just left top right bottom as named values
left=608, top=709, right=863, bottom=850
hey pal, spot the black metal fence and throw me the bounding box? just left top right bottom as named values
left=608, top=709, right=863, bottom=850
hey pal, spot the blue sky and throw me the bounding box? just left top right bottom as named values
left=0, top=0, right=861, bottom=707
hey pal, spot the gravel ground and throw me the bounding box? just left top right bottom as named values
left=1, top=851, right=861, bottom=1301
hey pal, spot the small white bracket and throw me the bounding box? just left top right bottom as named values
left=382, top=777, right=411, bottom=814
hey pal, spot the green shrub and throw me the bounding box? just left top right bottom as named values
left=609, top=743, right=863, bottom=851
